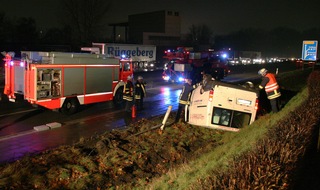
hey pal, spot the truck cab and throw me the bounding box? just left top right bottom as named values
left=186, top=81, right=258, bottom=132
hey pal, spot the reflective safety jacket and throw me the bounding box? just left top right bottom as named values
left=179, top=83, right=196, bottom=105
left=259, top=73, right=281, bottom=99
left=123, top=80, right=134, bottom=101
left=134, top=81, right=146, bottom=100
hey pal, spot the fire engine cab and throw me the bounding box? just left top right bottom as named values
left=186, top=81, right=258, bottom=132
left=3, top=51, right=133, bottom=114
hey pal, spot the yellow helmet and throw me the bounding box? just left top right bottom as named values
left=258, top=68, right=267, bottom=76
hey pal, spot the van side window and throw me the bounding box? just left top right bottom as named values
left=212, top=107, right=252, bottom=129
left=231, top=111, right=251, bottom=128
left=212, top=108, right=231, bottom=126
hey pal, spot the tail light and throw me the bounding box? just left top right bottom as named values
left=209, top=90, right=214, bottom=102
left=255, top=99, right=259, bottom=110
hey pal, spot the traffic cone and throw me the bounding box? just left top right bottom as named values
left=132, top=104, right=136, bottom=118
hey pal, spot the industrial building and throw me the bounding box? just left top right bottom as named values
left=109, top=10, right=181, bottom=46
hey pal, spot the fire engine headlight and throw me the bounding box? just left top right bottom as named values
left=163, top=75, right=170, bottom=81
left=222, top=53, right=227, bottom=58
left=10, top=61, right=14, bottom=66
left=20, top=61, right=25, bottom=67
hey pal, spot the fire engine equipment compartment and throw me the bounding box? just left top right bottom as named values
left=187, top=81, right=258, bottom=132
left=21, top=51, right=119, bottom=101
left=37, top=69, right=61, bottom=98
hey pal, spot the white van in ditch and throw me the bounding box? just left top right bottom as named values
left=186, top=81, right=259, bottom=132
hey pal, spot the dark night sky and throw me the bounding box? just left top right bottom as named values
left=1, top=0, right=320, bottom=35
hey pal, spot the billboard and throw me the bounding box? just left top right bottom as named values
left=302, top=40, right=318, bottom=61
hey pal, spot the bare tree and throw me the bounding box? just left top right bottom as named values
left=15, top=17, right=39, bottom=44
left=185, top=24, right=213, bottom=48
left=59, top=0, right=112, bottom=46
left=0, top=12, right=8, bottom=43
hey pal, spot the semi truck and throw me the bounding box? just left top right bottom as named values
left=81, top=43, right=157, bottom=72
left=162, top=47, right=230, bottom=84
left=3, top=51, right=133, bottom=114
left=186, top=80, right=258, bottom=132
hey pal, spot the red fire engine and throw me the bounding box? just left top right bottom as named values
left=162, top=47, right=230, bottom=83
left=3, top=51, right=133, bottom=114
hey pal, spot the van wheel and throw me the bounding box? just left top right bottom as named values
left=61, top=98, right=79, bottom=115
left=113, top=87, right=124, bottom=108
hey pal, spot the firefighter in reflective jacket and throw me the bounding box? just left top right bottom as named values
left=134, top=76, right=146, bottom=111
left=258, top=68, right=281, bottom=113
left=123, top=75, right=134, bottom=112
left=175, top=79, right=195, bottom=123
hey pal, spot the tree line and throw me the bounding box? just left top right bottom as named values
left=1, top=0, right=320, bottom=58
left=184, top=25, right=320, bottom=58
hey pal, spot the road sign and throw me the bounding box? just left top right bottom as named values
left=302, top=40, right=318, bottom=61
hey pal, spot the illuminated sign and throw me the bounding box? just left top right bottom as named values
left=106, top=46, right=154, bottom=59
left=302, top=40, right=318, bottom=61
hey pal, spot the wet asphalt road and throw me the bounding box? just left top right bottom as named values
left=0, top=62, right=298, bottom=164
left=0, top=70, right=183, bottom=163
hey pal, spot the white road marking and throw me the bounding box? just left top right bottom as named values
left=0, top=109, right=37, bottom=118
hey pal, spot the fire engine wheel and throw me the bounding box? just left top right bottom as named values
left=113, top=87, right=124, bottom=108
left=61, top=98, right=79, bottom=115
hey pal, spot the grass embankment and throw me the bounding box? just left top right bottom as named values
left=146, top=69, right=312, bottom=189
left=0, top=68, right=315, bottom=189
left=0, top=117, right=227, bottom=189
left=148, top=68, right=320, bottom=190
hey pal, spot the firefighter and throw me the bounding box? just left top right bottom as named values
left=123, top=75, right=134, bottom=112
left=134, top=76, right=146, bottom=111
left=199, top=72, right=215, bottom=93
left=258, top=68, right=281, bottom=113
left=175, top=78, right=195, bottom=123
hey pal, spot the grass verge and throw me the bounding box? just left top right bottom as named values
left=145, top=87, right=309, bottom=190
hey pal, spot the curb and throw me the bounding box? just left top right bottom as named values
left=0, top=122, right=62, bottom=141
left=33, top=122, right=62, bottom=131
